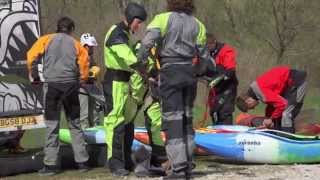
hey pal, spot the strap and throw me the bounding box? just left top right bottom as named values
left=105, top=68, right=131, bottom=82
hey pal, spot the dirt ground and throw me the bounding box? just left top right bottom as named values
left=3, top=156, right=320, bottom=180
left=193, top=159, right=320, bottom=180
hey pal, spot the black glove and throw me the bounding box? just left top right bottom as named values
left=31, top=59, right=41, bottom=82
left=209, top=74, right=228, bottom=88
left=87, top=76, right=95, bottom=84
left=130, top=61, right=149, bottom=81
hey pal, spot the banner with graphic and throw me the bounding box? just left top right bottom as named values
left=0, top=0, right=44, bottom=130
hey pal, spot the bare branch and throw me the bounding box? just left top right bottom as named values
left=223, top=0, right=240, bottom=44
left=247, top=29, right=279, bottom=53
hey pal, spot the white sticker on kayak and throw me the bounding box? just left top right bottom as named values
left=236, top=133, right=279, bottom=163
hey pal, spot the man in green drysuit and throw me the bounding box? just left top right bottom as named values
left=102, top=2, right=147, bottom=176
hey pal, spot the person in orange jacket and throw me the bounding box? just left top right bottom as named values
left=27, top=16, right=90, bottom=175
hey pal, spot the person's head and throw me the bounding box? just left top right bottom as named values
left=236, top=93, right=259, bottom=112
left=125, top=2, right=147, bottom=33
left=206, top=33, right=217, bottom=52
left=80, top=33, right=98, bottom=56
left=167, top=0, right=195, bottom=15
left=56, top=16, right=75, bottom=34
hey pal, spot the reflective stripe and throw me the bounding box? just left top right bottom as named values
left=106, top=68, right=131, bottom=82
left=297, top=82, right=307, bottom=102
left=147, top=12, right=171, bottom=37
left=195, top=18, right=207, bottom=45
left=281, top=105, right=295, bottom=127
left=161, top=61, right=192, bottom=69
left=250, top=81, right=265, bottom=101
left=185, top=106, right=193, bottom=118
left=162, top=111, right=184, bottom=121
left=167, top=138, right=184, bottom=145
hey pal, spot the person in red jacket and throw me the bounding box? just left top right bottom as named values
left=206, top=33, right=238, bottom=125
left=236, top=66, right=307, bottom=133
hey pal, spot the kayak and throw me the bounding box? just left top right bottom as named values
left=134, top=128, right=211, bottom=155
left=60, top=125, right=320, bottom=164
left=195, top=129, right=320, bottom=164
left=59, top=125, right=247, bottom=156
left=207, top=125, right=253, bottom=132
left=59, top=125, right=251, bottom=145
left=59, top=126, right=150, bottom=151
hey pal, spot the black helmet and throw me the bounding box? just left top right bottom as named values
left=57, top=16, right=75, bottom=34
left=125, top=2, right=147, bottom=25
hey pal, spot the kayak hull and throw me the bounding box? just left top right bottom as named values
left=196, top=130, right=320, bottom=164
left=59, top=126, right=320, bottom=164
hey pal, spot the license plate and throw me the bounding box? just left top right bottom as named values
left=0, top=114, right=46, bottom=132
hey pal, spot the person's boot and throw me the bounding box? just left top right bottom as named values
left=134, top=157, right=166, bottom=177
left=77, top=161, right=90, bottom=172
left=8, top=144, right=27, bottom=154
left=38, top=165, right=60, bottom=176
left=111, top=168, right=130, bottom=176
left=125, top=158, right=135, bottom=172
left=162, top=170, right=186, bottom=180
left=134, top=158, right=152, bottom=177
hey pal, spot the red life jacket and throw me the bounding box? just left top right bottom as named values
left=214, top=44, right=237, bottom=70
left=208, top=43, right=237, bottom=107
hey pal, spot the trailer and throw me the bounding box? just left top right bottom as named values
left=0, top=0, right=44, bottom=134
left=0, top=0, right=45, bottom=176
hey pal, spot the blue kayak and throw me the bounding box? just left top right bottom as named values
left=59, top=126, right=150, bottom=151
left=195, top=129, right=320, bottom=164
left=59, top=125, right=320, bottom=164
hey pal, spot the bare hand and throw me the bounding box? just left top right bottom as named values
left=263, top=118, right=274, bottom=129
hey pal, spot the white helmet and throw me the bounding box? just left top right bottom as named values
left=80, top=33, right=98, bottom=47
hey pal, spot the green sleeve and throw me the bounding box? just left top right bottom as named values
left=147, top=12, right=172, bottom=37
left=105, top=44, right=137, bottom=69
left=195, top=19, right=207, bottom=45
left=130, top=72, right=146, bottom=105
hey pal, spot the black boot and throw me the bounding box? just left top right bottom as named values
left=111, top=168, right=130, bottom=176
left=38, top=165, right=60, bottom=176
left=135, top=158, right=166, bottom=178
left=162, top=170, right=186, bottom=180
left=77, top=161, right=90, bottom=172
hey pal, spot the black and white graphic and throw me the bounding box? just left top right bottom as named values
left=0, top=0, right=42, bottom=116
